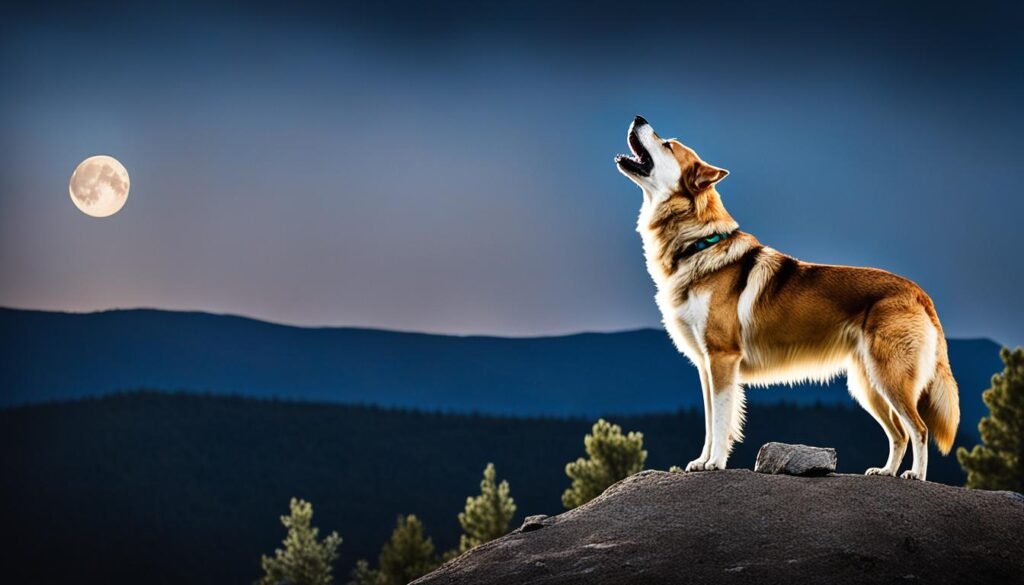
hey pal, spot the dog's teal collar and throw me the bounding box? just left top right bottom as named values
left=681, top=230, right=736, bottom=259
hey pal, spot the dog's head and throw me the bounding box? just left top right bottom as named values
left=615, top=116, right=729, bottom=207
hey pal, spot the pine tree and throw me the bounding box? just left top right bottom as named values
left=376, top=515, right=438, bottom=585
left=345, top=560, right=378, bottom=585
left=957, top=347, right=1024, bottom=491
left=257, top=498, right=342, bottom=585
left=562, top=418, right=647, bottom=509
left=457, top=463, right=517, bottom=553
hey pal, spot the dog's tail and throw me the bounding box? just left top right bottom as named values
left=919, top=336, right=960, bottom=454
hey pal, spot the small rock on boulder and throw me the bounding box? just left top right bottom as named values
left=755, top=442, right=837, bottom=476
left=518, top=515, right=550, bottom=532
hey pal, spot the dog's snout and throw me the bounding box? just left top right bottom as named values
left=633, top=115, right=649, bottom=128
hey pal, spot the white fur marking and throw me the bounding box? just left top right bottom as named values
left=707, top=386, right=737, bottom=469
left=914, top=322, right=939, bottom=396
left=736, top=248, right=780, bottom=336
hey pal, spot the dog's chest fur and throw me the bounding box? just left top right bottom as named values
left=637, top=204, right=715, bottom=366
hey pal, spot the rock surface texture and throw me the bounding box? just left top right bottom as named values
left=754, top=442, right=838, bottom=476
left=413, top=470, right=1024, bottom=585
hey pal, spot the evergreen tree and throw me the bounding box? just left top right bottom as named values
left=377, top=515, right=438, bottom=585
left=457, top=463, right=517, bottom=553
left=562, top=418, right=647, bottom=509
left=957, top=347, right=1024, bottom=491
left=257, top=498, right=342, bottom=585
left=345, top=560, right=378, bottom=585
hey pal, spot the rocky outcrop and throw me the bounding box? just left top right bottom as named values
left=754, top=442, right=837, bottom=476
left=413, top=470, right=1024, bottom=585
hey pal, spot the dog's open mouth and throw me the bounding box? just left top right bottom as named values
left=615, top=126, right=653, bottom=177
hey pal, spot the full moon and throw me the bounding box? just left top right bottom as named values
left=69, top=155, right=130, bottom=217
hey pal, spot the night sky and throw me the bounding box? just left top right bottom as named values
left=1, top=1, right=1021, bottom=345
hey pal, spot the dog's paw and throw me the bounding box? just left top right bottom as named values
left=702, top=459, right=727, bottom=471
left=685, top=458, right=708, bottom=472
left=900, top=470, right=924, bottom=481
left=865, top=467, right=896, bottom=476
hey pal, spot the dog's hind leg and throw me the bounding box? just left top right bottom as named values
left=877, top=379, right=928, bottom=480
left=848, top=358, right=908, bottom=476
left=861, top=301, right=935, bottom=480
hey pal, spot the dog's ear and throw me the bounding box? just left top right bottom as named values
left=689, top=161, right=729, bottom=193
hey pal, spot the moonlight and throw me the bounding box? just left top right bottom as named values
left=69, top=155, right=130, bottom=217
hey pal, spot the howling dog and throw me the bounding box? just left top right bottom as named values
left=615, top=116, right=959, bottom=480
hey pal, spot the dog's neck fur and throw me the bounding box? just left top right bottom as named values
left=637, top=186, right=760, bottom=300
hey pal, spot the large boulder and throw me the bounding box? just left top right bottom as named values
left=413, top=470, right=1024, bottom=585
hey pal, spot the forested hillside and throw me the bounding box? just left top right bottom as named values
left=1, top=392, right=971, bottom=585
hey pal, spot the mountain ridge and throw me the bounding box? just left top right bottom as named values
left=0, top=306, right=659, bottom=339
left=0, top=307, right=1004, bottom=434
left=2, top=305, right=1005, bottom=344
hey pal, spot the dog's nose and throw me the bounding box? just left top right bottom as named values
left=633, top=115, right=649, bottom=127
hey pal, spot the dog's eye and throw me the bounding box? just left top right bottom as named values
left=662, top=142, right=672, bottom=150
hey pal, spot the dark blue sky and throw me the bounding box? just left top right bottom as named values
left=1, top=1, right=1022, bottom=345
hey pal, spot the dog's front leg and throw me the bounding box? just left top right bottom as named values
left=685, top=365, right=713, bottom=471
left=704, top=353, right=742, bottom=471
